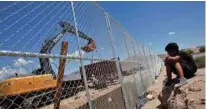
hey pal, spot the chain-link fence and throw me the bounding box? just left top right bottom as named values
left=0, top=1, right=163, bottom=109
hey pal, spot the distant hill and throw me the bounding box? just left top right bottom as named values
left=158, top=45, right=205, bottom=60
left=182, top=45, right=205, bottom=54
left=63, top=71, right=81, bottom=81
left=158, top=54, right=167, bottom=61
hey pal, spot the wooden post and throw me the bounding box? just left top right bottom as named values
left=54, top=41, right=68, bottom=109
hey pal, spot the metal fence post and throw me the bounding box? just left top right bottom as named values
left=142, top=45, right=152, bottom=86
left=104, top=12, right=129, bottom=109
left=70, top=1, right=93, bottom=109
left=130, top=39, right=147, bottom=93
left=154, top=54, right=158, bottom=76
left=148, top=48, right=155, bottom=81
left=121, top=28, right=141, bottom=105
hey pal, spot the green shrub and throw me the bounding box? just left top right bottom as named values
left=199, top=46, right=205, bottom=52
left=195, top=55, right=205, bottom=68
left=185, top=49, right=194, bottom=55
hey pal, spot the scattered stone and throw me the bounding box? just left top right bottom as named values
left=196, top=88, right=201, bottom=91
left=108, top=97, right=112, bottom=102
left=143, top=68, right=205, bottom=109
left=146, top=94, right=154, bottom=100
left=74, top=96, right=80, bottom=99
left=153, top=80, right=158, bottom=84
left=188, top=88, right=195, bottom=92
left=201, top=98, right=205, bottom=101
left=155, top=76, right=159, bottom=79
left=188, top=87, right=201, bottom=92
left=200, top=100, right=205, bottom=104
left=152, top=80, right=158, bottom=84
left=189, top=99, right=195, bottom=103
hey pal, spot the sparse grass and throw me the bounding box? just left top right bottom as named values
left=195, top=55, right=205, bottom=68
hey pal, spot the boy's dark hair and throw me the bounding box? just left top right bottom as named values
left=165, top=42, right=179, bottom=52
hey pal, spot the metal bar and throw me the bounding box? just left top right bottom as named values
left=70, top=1, right=93, bottom=109
left=142, top=45, right=152, bottom=87
left=121, top=32, right=140, bottom=105
left=131, top=39, right=146, bottom=93
left=148, top=48, right=155, bottom=81
left=104, top=12, right=129, bottom=109
left=54, top=41, right=68, bottom=109
left=0, top=50, right=140, bottom=63
left=122, top=27, right=141, bottom=106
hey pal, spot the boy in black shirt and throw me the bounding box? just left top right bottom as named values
left=164, top=42, right=197, bottom=88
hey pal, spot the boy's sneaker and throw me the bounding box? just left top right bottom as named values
left=174, top=78, right=188, bottom=88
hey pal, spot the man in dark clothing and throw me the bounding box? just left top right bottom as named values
left=164, top=42, right=197, bottom=88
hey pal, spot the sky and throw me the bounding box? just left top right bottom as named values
left=0, top=1, right=204, bottom=80
left=99, top=1, right=205, bottom=54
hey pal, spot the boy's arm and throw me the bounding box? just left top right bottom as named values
left=170, top=56, right=180, bottom=62
left=165, top=56, right=180, bottom=63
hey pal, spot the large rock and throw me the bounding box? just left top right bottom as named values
left=158, top=68, right=205, bottom=109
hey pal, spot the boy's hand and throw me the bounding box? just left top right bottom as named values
left=166, top=56, right=179, bottom=61
left=164, top=56, right=179, bottom=64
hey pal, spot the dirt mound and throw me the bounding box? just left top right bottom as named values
left=142, top=68, right=205, bottom=109
left=158, top=68, right=205, bottom=109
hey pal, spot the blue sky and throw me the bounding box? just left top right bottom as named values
left=99, top=1, right=205, bottom=54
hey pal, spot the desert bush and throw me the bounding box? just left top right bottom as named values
left=195, top=55, right=205, bottom=68
left=199, top=46, right=205, bottom=52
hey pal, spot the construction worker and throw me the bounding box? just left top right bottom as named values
left=164, top=42, right=197, bottom=88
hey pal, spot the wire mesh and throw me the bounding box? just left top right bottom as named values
left=0, top=1, right=163, bottom=109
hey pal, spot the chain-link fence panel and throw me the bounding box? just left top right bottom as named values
left=107, top=17, right=139, bottom=109
left=0, top=1, right=163, bottom=109
left=67, top=1, right=127, bottom=109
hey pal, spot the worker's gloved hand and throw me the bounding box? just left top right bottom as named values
left=81, top=39, right=96, bottom=52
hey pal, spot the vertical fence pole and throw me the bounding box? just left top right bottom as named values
left=148, top=48, right=154, bottom=84
left=104, top=12, right=129, bottom=109
left=122, top=29, right=140, bottom=106
left=148, top=48, right=155, bottom=81
left=121, top=30, right=138, bottom=88
left=131, top=39, right=147, bottom=93
left=154, top=54, right=157, bottom=76
left=147, top=47, right=153, bottom=84
left=142, top=45, right=152, bottom=86
left=70, top=1, right=93, bottom=109
left=150, top=49, right=155, bottom=79
left=54, top=41, right=68, bottom=109
left=140, top=43, right=149, bottom=88
left=154, top=54, right=158, bottom=76
left=121, top=30, right=131, bottom=60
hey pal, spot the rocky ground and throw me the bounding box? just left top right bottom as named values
left=40, top=84, right=121, bottom=109
left=142, top=68, right=205, bottom=109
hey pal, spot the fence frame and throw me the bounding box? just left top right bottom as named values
left=0, top=1, right=163, bottom=109
left=104, top=12, right=130, bottom=109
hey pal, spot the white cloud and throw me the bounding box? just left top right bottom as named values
left=68, top=50, right=85, bottom=58
left=13, top=58, right=33, bottom=67
left=147, top=42, right=152, bottom=46
left=168, top=32, right=176, bottom=35
left=0, top=67, right=31, bottom=81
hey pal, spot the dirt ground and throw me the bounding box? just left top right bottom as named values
left=40, top=84, right=121, bottom=109
left=142, top=68, right=205, bottom=109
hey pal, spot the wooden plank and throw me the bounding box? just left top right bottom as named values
left=54, top=41, right=68, bottom=109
